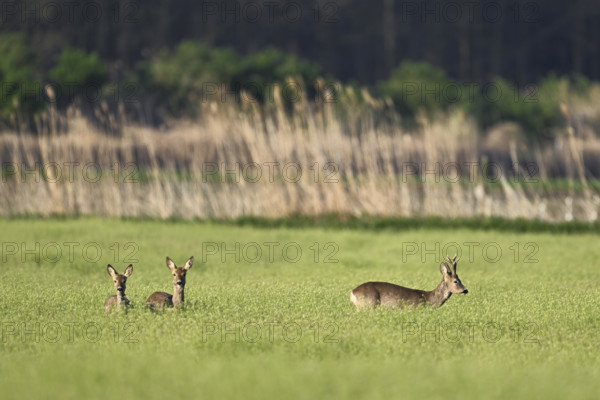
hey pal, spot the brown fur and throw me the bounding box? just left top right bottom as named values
left=351, top=255, right=468, bottom=309
left=145, top=256, right=193, bottom=310
left=104, top=264, right=133, bottom=311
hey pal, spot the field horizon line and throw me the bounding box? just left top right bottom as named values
left=3, top=214, right=600, bottom=234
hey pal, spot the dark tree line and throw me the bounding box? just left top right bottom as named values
left=1, top=0, right=599, bottom=85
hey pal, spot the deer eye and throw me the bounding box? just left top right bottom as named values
left=453, top=280, right=458, bottom=284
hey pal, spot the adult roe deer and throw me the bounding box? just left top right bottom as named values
left=350, top=255, right=468, bottom=309
left=146, top=256, right=193, bottom=310
left=105, top=264, right=133, bottom=311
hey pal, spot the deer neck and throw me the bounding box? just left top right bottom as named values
left=426, top=281, right=452, bottom=307
left=173, top=284, right=185, bottom=306
left=116, top=291, right=126, bottom=306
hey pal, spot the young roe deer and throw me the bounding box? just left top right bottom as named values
left=105, top=264, right=133, bottom=311
left=145, top=256, right=193, bottom=310
left=350, top=255, right=468, bottom=309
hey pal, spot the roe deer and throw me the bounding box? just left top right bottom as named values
left=350, top=255, right=468, bottom=309
left=145, top=256, right=193, bottom=310
left=104, top=264, right=133, bottom=311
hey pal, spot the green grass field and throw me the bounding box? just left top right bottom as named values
left=1, top=218, right=599, bottom=399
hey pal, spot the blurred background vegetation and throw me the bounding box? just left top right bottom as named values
left=2, top=0, right=600, bottom=222
left=1, top=0, right=599, bottom=142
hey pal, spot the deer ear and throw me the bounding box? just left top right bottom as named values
left=183, top=256, right=193, bottom=270
left=166, top=257, right=176, bottom=271
left=440, top=262, right=452, bottom=276
left=107, top=265, right=118, bottom=278
left=123, top=264, right=133, bottom=277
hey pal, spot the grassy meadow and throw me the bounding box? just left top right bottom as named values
left=1, top=218, right=599, bottom=399
left=4, top=17, right=600, bottom=400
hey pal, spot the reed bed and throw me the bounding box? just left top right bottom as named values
left=1, top=90, right=599, bottom=222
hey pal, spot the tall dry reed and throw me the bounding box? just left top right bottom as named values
left=0, top=88, right=599, bottom=222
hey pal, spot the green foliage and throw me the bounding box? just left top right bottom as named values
left=143, top=41, right=239, bottom=113
left=0, top=218, right=599, bottom=399
left=141, top=42, right=323, bottom=115
left=377, top=62, right=582, bottom=140
left=0, top=33, right=42, bottom=117
left=378, top=61, right=454, bottom=118
left=0, top=32, right=595, bottom=138
left=234, top=47, right=322, bottom=101
left=470, top=76, right=563, bottom=142
left=49, top=47, right=109, bottom=94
